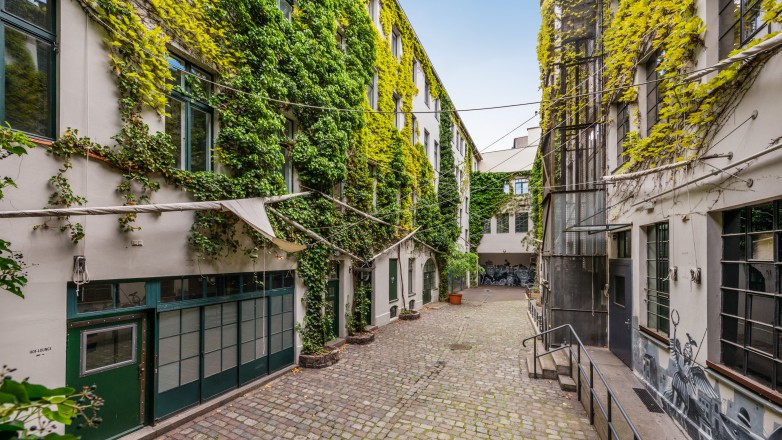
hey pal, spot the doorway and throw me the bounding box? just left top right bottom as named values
left=609, top=259, right=633, bottom=367
left=66, top=314, right=146, bottom=439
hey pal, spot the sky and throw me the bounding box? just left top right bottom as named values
left=397, top=0, right=542, bottom=153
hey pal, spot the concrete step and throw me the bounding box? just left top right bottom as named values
left=325, top=338, right=346, bottom=350
left=558, top=374, right=577, bottom=392
left=525, top=354, right=545, bottom=379
left=551, top=347, right=572, bottom=376
left=536, top=341, right=559, bottom=380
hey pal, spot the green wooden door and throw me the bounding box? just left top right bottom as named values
left=326, top=279, right=339, bottom=338
left=389, top=259, right=398, bottom=302
left=66, top=316, right=145, bottom=440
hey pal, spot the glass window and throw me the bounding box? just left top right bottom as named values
left=2, top=2, right=55, bottom=138
left=514, top=179, right=529, bottom=195
left=77, top=282, right=147, bottom=313
left=424, top=130, right=430, bottom=157
left=391, top=28, right=401, bottom=59
left=515, top=212, right=529, bottom=233
left=483, top=218, right=491, bottom=234
left=434, top=141, right=439, bottom=172
left=645, top=54, right=660, bottom=135
left=616, top=230, right=631, bottom=258
left=166, top=56, right=213, bottom=172
left=408, top=258, right=414, bottom=296
left=646, top=222, right=669, bottom=336
left=158, top=309, right=200, bottom=393
left=616, top=102, right=630, bottom=165
left=434, top=98, right=440, bottom=121
left=411, top=58, right=417, bottom=84
left=497, top=214, right=510, bottom=234
left=394, top=94, right=402, bottom=130
left=367, top=70, right=378, bottom=110
left=81, top=324, right=136, bottom=375
left=277, top=0, right=293, bottom=20
left=719, top=0, right=767, bottom=59
left=425, top=81, right=431, bottom=107
left=411, top=116, right=417, bottom=145
left=721, top=201, right=782, bottom=391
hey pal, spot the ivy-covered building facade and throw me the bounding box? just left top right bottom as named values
left=472, top=130, right=540, bottom=288
left=0, top=0, right=478, bottom=437
left=537, top=0, right=782, bottom=438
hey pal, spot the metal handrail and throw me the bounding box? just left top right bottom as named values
left=522, top=324, right=643, bottom=440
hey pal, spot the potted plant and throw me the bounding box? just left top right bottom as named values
left=399, top=307, right=420, bottom=320
left=445, top=251, right=484, bottom=305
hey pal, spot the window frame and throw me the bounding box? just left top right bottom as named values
left=645, top=54, right=660, bottom=136
left=167, top=55, right=214, bottom=172
left=616, top=102, right=630, bottom=166
left=424, top=81, right=431, bottom=108
left=80, top=323, right=138, bottom=376
left=1, top=1, right=57, bottom=139
left=277, top=0, right=293, bottom=20
left=646, top=222, right=670, bottom=336
left=497, top=213, right=510, bottom=234
left=391, top=27, right=402, bottom=59
left=411, top=115, right=417, bottom=145
left=393, top=93, right=402, bottom=130
left=720, top=201, right=782, bottom=391
left=719, top=0, right=769, bottom=60
left=515, top=212, right=529, bottom=233
left=514, top=178, right=529, bottom=195
left=483, top=218, right=491, bottom=234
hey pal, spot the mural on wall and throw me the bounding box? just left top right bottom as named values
left=479, top=263, right=536, bottom=287
left=639, top=310, right=782, bottom=440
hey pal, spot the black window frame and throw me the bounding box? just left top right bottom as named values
left=1, top=0, right=57, bottom=139
left=720, top=201, right=782, bottom=391
left=277, top=0, right=293, bottom=20
left=497, top=213, right=510, bottom=234
left=719, top=0, right=769, bottom=60
left=645, top=54, right=660, bottom=136
left=515, top=212, right=529, bottom=233
left=616, top=102, right=630, bottom=166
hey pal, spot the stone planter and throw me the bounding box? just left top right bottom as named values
left=346, top=332, right=375, bottom=345
left=449, top=293, right=462, bottom=305
left=299, top=349, right=340, bottom=369
left=399, top=310, right=420, bottom=320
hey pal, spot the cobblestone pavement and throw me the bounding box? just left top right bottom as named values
left=161, top=288, right=597, bottom=440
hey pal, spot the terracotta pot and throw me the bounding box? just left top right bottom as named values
left=449, top=293, right=462, bottom=305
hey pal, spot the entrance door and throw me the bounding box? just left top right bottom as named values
left=66, top=315, right=146, bottom=440
left=389, top=259, right=398, bottom=302
left=423, top=259, right=435, bottom=304
left=326, top=279, right=339, bottom=338
left=609, top=259, right=633, bottom=367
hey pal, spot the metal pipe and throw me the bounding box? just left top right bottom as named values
left=632, top=140, right=782, bottom=208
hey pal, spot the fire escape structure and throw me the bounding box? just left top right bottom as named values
left=538, top=0, right=608, bottom=346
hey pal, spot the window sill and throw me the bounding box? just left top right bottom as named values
left=639, top=325, right=668, bottom=345
left=706, top=360, right=782, bottom=406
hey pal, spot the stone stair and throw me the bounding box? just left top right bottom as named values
left=526, top=339, right=577, bottom=392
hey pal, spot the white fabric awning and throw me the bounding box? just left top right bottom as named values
left=0, top=192, right=309, bottom=253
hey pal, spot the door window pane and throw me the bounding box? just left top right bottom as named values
left=4, top=26, right=52, bottom=137
left=82, top=325, right=136, bottom=375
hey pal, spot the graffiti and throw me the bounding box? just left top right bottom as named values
left=479, top=263, right=535, bottom=287
left=640, top=309, right=782, bottom=440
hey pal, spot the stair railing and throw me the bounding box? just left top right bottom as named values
left=522, top=324, right=642, bottom=440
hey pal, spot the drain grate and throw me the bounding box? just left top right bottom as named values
left=449, top=343, right=472, bottom=351
left=633, top=387, right=664, bottom=413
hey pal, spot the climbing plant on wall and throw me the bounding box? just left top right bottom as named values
left=467, top=171, right=513, bottom=253
left=15, top=0, right=469, bottom=353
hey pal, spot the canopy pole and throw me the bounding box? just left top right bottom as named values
left=0, top=192, right=311, bottom=219
left=266, top=206, right=367, bottom=263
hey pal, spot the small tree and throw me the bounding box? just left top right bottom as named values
left=444, top=251, right=484, bottom=290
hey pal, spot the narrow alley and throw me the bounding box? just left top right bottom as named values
left=155, top=288, right=596, bottom=440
